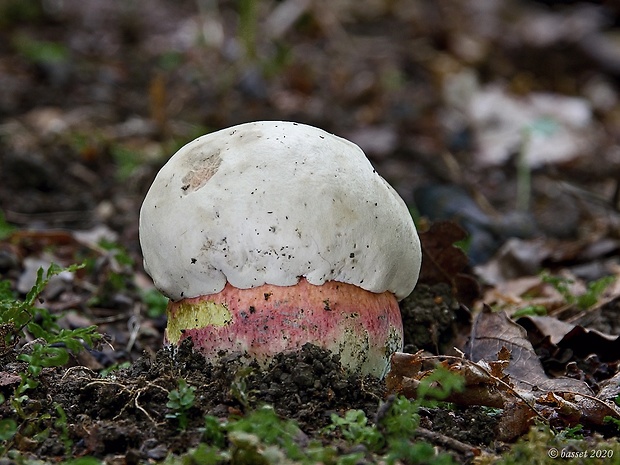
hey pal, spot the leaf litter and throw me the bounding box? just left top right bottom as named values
left=2, top=0, right=620, bottom=462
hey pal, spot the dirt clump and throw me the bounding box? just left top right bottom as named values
left=400, top=283, right=466, bottom=354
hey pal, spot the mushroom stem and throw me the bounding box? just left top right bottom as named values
left=166, top=278, right=403, bottom=378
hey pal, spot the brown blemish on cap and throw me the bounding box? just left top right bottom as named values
left=181, top=150, right=222, bottom=193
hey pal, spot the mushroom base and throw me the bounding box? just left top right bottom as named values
left=165, top=279, right=403, bottom=378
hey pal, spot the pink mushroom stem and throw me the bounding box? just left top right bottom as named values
left=166, top=278, right=403, bottom=377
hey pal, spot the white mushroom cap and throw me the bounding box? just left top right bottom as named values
left=139, top=121, right=421, bottom=302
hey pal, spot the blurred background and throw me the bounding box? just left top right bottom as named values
left=1, top=0, right=620, bottom=361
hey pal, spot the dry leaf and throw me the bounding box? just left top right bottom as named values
left=519, top=315, right=620, bottom=362
left=418, top=220, right=480, bottom=307
left=468, top=308, right=591, bottom=394
left=386, top=307, right=620, bottom=437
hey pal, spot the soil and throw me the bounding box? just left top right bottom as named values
left=2, top=283, right=497, bottom=463
left=1, top=0, right=620, bottom=463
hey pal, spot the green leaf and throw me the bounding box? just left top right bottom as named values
left=0, top=418, right=17, bottom=441
left=142, top=289, right=168, bottom=318
left=203, top=415, right=227, bottom=448
left=0, top=210, right=15, bottom=240
left=512, top=305, right=547, bottom=319
left=64, top=457, right=103, bottom=465
left=13, top=33, right=70, bottom=65
left=18, top=344, right=70, bottom=373
left=416, top=366, right=464, bottom=402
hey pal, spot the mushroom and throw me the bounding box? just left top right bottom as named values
left=139, top=121, right=421, bottom=378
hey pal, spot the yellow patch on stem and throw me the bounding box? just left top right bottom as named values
left=165, top=300, right=232, bottom=344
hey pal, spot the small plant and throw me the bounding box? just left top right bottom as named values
left=54, top=402, right=72, bottom=455
left=142, top=288, right=168, bottom=318
left=325, top=370, right=462, bottom=464
left=168, top=397, right=462, bottom=464
left=512, top=304, right=547, bottom=318
left=0, top=209, right=15, bottom=240
left=484, top=423, right=620, bottom=465
left=203, top=415, right=227, bottom=449
left=1, top=262, right=92, bottom=342
left=1, top=263, right=102, bottom=418
left=379, top=395, right=420, bottom=440
left=166, top=378, right=196, bottom=430
left=326, top=409, right=384, bottom=452
left=199, top=406, right=341, bottom=465
left=386, top=440, right=454, bottom=465
left=603, top=396, right=620, bottom=432
left=556, top=424, right=585, bottom=440
left=228, top=405, right=310, bottom=462
left=1, top=262, right=103, bottom=457
left=542, top=271, right=614, bottom=310
left=110, top=144, right=144, bottom=181
left=99, top=361, right=132, bottom=378
left=12, top=33, right=70, bottom=67
left=415, top=365, right=465, bottom=406
left=230, top=366, right=254, bottom=409
left=0, top=393, right=17, bottom=456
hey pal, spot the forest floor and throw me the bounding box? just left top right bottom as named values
left=2, top=0, right=620, bottom=463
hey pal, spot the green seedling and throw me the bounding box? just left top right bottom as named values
left=230, top=366, right=254, bottom=409
left=1, top=262, right=87, bottom=335
left=603, top=395, right=620, bottom=432
left=142, top=288, right=168, bottom=318
left=487, top=423, right=620, bottom=465
left=166, top=378, right=196, bottom=430
left=379, top=395, right=420, bottom=440
left=203, top=415, right=227, bottom=450
left=1, top=263, right=101, bottom=371
left=170, top=396, right=460, bottom=464
left=386, top=439, right=454, bottom=465
left=227, top=405, right=308, bottom=461
left=326, top=369, right=463, bottom=464
left=512, top=304, right=547, bottom=318
left=13, top=33, right=69, bottom=66
left=1, top=262, right=102, bottom=438
left=0, top=394, right=17, bottom=453
left=327, top=409, right=384, bottom=452
left=0, top=210, right=15, bottom=240
left=110, top=144, right=143, bottom=181
left=556, top=424, right=585, bottom=440
left=542, top=272, right=614, bottom=310
left=99, top=361, right=132, bottom=378
left=200, top=406, right=340, bottom=465
left=165, top=442, right=226, bottom=464
left=98, top=238, right=134, bottom=267
left=415, top=365, right=465, bottom=406
left=54, top=402, right=72, bottom=456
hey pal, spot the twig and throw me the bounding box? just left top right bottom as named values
left=414, top=426, right=481, bottom=457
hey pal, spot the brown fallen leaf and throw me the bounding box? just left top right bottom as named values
left=386, top=351, right=537, bottom=441
left=468, top=307, right=591, bottom=394
left=418, top=220, right=480, bottom=307
left=386, top=307, right=620, bottom=440
left=518, top=314, right=620, bottom=363
left=387, top=352, right=506, bottom=407
left=0, top=371, right=21, bottom=387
